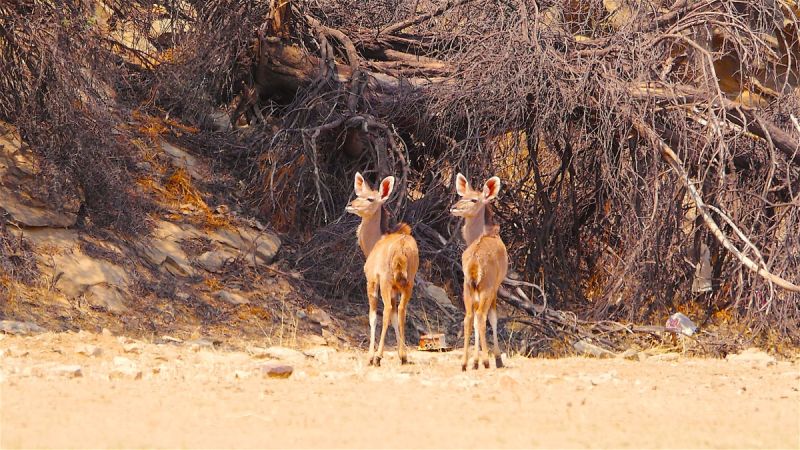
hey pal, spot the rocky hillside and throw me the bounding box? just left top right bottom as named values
left=0, top=119, right=353, bottom=347
left=3, top=0, right=799, bottom=355
left=0, top=110, right=469, bottom=353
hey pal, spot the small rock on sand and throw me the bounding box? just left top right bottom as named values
left=726, top=348, right=776, bottom=366
left=264, top=346, right=306, bottom=362
left=617, top=348, right=639, bottom=360
left=0, top=320, right=44, bottom=336
left=303, top=346, right=336, bottom=363
left=110, top=356, right=142, bottom=380
left=187, top=338, right=218, bottom=351
left=157, top=335, right=183, bottom=344
left=234, top=370, right=251, bottom=379
left=113, top=356, right=135, bottom=367
left=573, top=340, right=614, bottom=358
left=109, top=367, right=143, bottom=380
left=75, top=344, right=102, bottom=357
left=260, top=362, right=293, bottom=379
left=651, top=352, right=681, bottom=361
left=50, top=365, right=82, bottom=378
left=122, top=342, right=144, bottom=354
left=247, top=346, right=270, bottom=359
left=305, top=335, right=327, bottom=346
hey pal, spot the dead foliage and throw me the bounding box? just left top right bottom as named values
left=1, top=0, right=799, bottom=349
left=146, top=0, right=800, bottom=344
left=0, top=218, right=39, bottom=287
left=0, top=1, right=157, bottom=234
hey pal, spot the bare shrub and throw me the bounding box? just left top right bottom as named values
left=0, top=1, right=152, bottom=234
left=2, top=0, right=798, bottom=343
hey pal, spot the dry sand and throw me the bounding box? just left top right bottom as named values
left=1, top=331, right=798, bottom=449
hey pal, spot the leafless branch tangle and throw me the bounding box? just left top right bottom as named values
left=2, top=0, right=799, bottom=347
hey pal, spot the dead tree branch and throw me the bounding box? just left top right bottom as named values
left=634, top=119, right=800, bottom=292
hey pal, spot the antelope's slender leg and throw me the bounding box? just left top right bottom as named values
left=375, top=281, right=393, bottom=366
left=397, top=287, right=411, bottom=364
left=478, top=296, right=491, bottom=368
left=391, top=301, right=400, bottom=359
left=462, top=281, right=474, bottom=371
left=472, top=311, right=480, bottom=370
left=489, top=303, right=503, bottom=368
left=366, top=279, right=379, bottom=365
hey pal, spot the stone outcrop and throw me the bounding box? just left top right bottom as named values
left=1, top=120, right=282, bottom=329
left=15, top=228, right=131, bottom=314
left=0, top=122, right=83, bottom=227
left=139, top=220, right=281, bottom=276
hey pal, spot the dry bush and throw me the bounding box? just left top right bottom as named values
left=247, top=0, right=800, bottom=340
left=0, top=218, right=39, bottom=287
left=2, top=0, right=798, bottom=345
left=105, top=0, right=800, bottom=342
left=0, top=1, right=154, bottom=234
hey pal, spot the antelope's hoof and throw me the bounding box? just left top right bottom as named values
left=472, top=360, right=479, bottom=370
left=368, top=357, right=374, bottom=366
left=373, top=356, right=382, bottom=367
left=461, top=363, right=467, bottom=372
left=400, top=356, right=409, bottom=365
left=483, top=360, right=490, bottom=369
left=495, top=356, right=504, bottom=368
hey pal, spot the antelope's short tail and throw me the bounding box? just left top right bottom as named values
left=466, top=259, right=482, bottom=291
left=392, top=252, right=409, bottom=286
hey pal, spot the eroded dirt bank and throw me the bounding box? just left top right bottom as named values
left=1, top=331, right=798, bottom=449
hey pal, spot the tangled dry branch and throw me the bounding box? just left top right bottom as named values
left=2, top=0, right=799, bottom=344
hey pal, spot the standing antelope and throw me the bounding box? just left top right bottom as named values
left=450, top=173, right=508, bottom=371
left=346, top=172, right=419, bottom=366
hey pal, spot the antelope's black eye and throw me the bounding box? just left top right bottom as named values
left=367, top=198, right=375, bottom=202
left=470, top=199, right=478, bottom=203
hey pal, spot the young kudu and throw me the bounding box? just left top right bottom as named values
left=346, top=172, right=419, bottom=366
left=450, top=173, right=508, bottom=371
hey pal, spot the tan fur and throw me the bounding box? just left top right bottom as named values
left=451, top=174, right=508, bottom=370
left=346, top=173, right=419, bottom=366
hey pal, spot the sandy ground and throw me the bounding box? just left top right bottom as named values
left=1, top=331, right=798, bottom=449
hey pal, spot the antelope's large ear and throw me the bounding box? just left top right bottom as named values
left=482, top=176, right=501, bottom=201
left=354, top=172, right=367, bottom=195
left=379, top=176, right=395, bottom=200
left=455, top=173, right=469, bottom=197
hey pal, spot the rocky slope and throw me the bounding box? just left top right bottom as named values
left=0, top=119, right=352, bottom=347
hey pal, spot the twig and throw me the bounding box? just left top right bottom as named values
left=791, top=114, right=800, bottom=135
left=633, top=119, right=800, bottom=292
left=380, top=0, right=479, bottom=35
left=705, top=204, right=766, bottom=266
